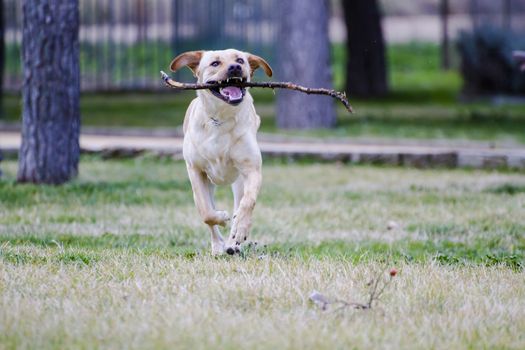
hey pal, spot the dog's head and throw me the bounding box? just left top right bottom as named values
left=170, top=49, right=272, bottom=106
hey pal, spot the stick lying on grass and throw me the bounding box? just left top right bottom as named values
left=309, top=267, right=398, bottom=312
left=160, top=71, right=354, bottom=113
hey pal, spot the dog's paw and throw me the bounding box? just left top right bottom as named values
left=225, top=230, right=248, bottom=255
left=225, top=244, right=241, bottom=255
left=204, top=210, right=230, bottom=227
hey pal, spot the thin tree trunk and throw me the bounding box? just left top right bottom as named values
left=276, top=0, right=336, bottom=129
left=470, top=0, right=479, bottom=29
left=503, top=0, right=511, bottom=30
left=342, top=0, right=388, bottom=98
left=440, top=0, right=450, bottom=70
left=17, top=0, right=80, bottom=185
left=0, top=0, right=5, bottom=118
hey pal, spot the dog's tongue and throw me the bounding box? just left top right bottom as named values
left=220, top=86, right=243, bottom=101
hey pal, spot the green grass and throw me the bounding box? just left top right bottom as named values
left=1, top=157, right=524, bottom=264
left=1, top=158, right=525, bottom=348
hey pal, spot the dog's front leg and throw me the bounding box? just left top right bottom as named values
left=186, top=165, right=230, bottom=226
left=226, top=168, right=261, bottom=254
left=186, top=165, right=229, bottom=254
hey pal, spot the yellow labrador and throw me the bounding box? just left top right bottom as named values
left=170, top=49, right=273, bottom=255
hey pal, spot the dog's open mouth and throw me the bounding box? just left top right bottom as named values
left=206, top=77, right=247, bottom=105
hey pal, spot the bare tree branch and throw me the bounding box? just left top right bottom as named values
left=160, top=71, right=354, bottom=113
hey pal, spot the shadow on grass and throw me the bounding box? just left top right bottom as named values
left=0, top=179, right=191, bottom=207
left=268, top=240, right=523, bottom=271
left=485, top=183, right=525, bottom=195
left=0, top=249, right=101, bottom=266
left=1, top=233, right=523, bottom=270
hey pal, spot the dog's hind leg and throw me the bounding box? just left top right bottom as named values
left=208, top=225, right=225, bottom=255
left=206, top=182, right=226, bottom=255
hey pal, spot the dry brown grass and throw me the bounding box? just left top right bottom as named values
left=1, top=249, right=524, bottom=349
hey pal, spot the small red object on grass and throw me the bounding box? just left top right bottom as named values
left=390, top=268, right=398, bottom=277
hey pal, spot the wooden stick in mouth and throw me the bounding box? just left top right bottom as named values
left=160, top=71, right=354, bottom=113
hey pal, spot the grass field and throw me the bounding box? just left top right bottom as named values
left=1, top=157, right=524, bottom=349
left=3, top=43, right=525, bottom=145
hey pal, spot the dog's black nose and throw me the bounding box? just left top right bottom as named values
left=228, top=64, right=242, bottom=77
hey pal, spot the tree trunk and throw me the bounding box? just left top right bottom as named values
left=503, top=0, right=511, bottom=30
left=276, top=0, right=336, bottom=129
left=440, top=0, right=450, bottom=70
left=17, top=0, right=80, bottom=185
left=342, top=0, right=388, bottom=98
left=470, top=0, right=479, bottom=29
left=0, top=0, right=5, bottom=118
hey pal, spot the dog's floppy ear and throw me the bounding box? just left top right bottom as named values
left=247, top=54, right=273, bottom=77
left=170, top=51, right=204, bottom=76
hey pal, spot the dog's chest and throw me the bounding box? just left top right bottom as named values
left=194, top=132, right=240, bottom=185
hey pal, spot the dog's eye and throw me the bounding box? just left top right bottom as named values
left=236, top=58, right=245, bottom=65
left=210, top=61, right=220, bottom=67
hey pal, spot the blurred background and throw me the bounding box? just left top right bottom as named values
left=1, top=0, right=524, bottom=144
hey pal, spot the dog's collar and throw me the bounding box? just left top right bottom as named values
left=210, top=116, right=223, bottom=126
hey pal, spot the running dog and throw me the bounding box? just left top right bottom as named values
left=170, top=49, right=272, bottom=255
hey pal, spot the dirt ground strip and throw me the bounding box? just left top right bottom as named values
left=1, top=130, right=524, bottom=169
